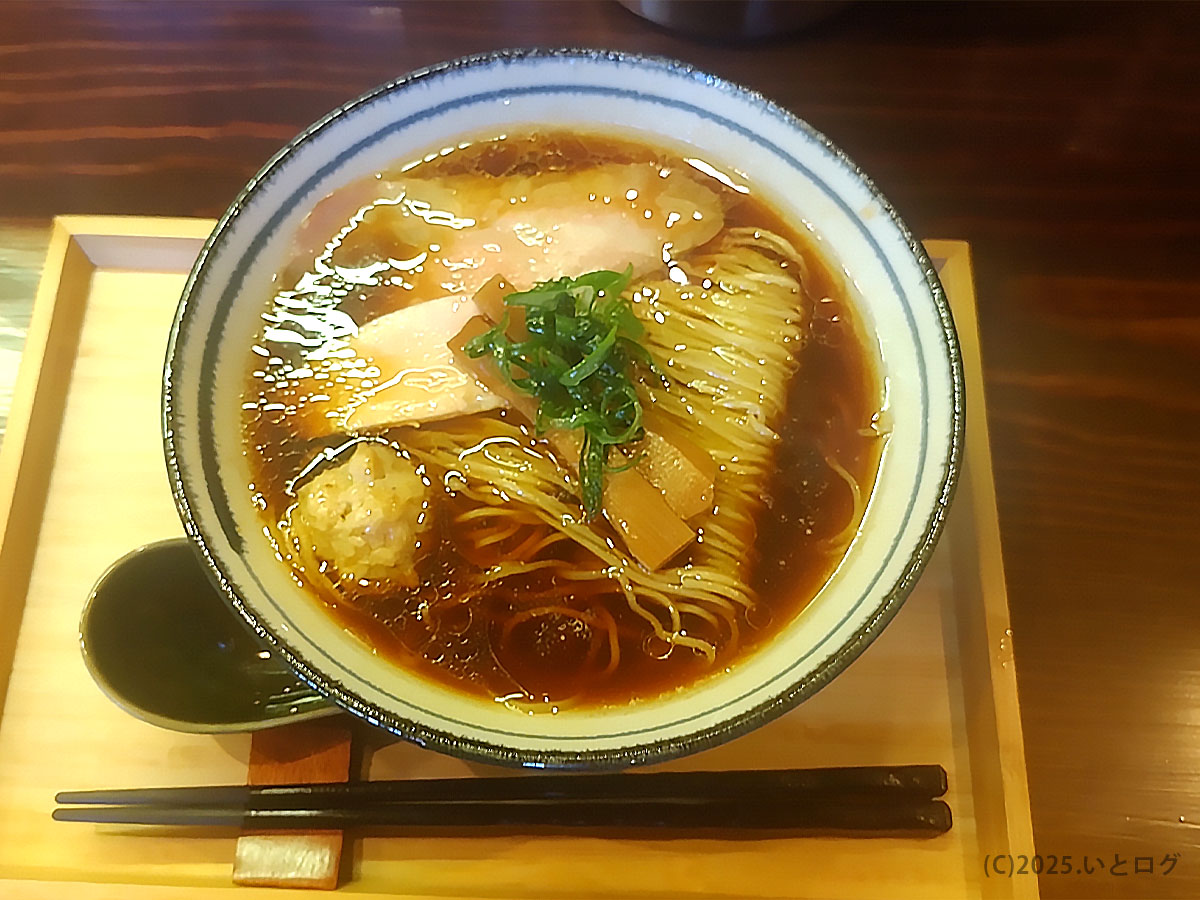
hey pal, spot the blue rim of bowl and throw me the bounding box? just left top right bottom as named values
left=163, top=47, right=965, bottom=770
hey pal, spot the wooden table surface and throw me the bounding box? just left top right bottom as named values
left=2, top=2, right=1198, bottom=897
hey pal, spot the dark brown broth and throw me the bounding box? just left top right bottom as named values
left=242, top=131, right=883, bottom=709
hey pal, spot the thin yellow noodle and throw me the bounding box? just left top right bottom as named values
left=481, top=558, right=562, bottom=582
left=818, top=450, right=867, bottom=553
left=394, top=227, right=824, bottom=669
left=555, top=567, right=620, bottom=582
left=454, top=504, right=542, bottom=526
left=591, top=605, right=621, bottom=677
left=470, top=523, right=523, bottom=549
left=676, top=600, right=734, bottom=642
left=669, top=633, right=718, bottom=662
left=498, top=604, right=620, bottom=708
left=616, top=576, right=675, bottom=644
left=519, top=530, right=572, bottom=558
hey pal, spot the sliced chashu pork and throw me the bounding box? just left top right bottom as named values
left=405, top=163, right=725, bottom=297
left=320, top=163, right=725, bottom=432
left=340, top=294, right=506, bottom=432
left=290, top=163, right=725, bottom=299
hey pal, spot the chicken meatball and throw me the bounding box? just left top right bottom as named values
left=292, top=442, right=431, bottom=585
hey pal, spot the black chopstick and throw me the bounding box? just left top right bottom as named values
left=53, top=797, right=952, bottom=832
left=53, top=765, right=950, bottom=834
left=55, top=764, right=946, bottom=808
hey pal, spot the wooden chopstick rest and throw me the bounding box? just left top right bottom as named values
left=233, top=718, right=353, bottom=890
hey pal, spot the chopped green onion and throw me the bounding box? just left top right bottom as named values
left=466, top=265, right=651, bottom=519
left=580, top=433, right=605, bottom=518
left=560, top=324, right=618, bottom=387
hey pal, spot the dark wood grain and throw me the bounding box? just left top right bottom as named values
left=3, top=2, right=1199, bottom=896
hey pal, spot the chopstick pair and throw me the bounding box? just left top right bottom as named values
left=54, top=764, right=952, bottom=834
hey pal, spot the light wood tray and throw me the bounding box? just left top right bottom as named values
left=0, top=217, right=1037, bottom=899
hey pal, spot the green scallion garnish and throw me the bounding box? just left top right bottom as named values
left=463, top=265, right=652, bottom=520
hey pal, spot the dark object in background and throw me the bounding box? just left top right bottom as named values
left=618, top=0, right=847, bottom=41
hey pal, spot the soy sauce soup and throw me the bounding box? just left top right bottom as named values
left=242, top=130, right=884, bottom=711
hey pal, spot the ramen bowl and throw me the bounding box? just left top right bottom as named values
left=164, top=49, right=963, bottom=768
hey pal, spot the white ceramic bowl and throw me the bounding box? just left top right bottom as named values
left=164, top=49, right=963, bottom=768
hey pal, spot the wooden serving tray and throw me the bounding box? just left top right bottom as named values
left=0, top=217, right=1037, bottom=899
